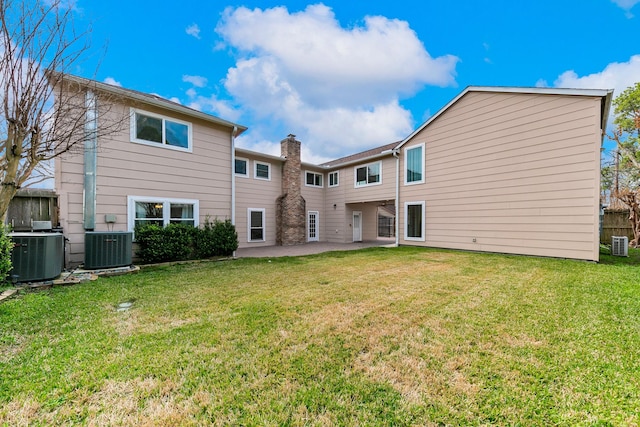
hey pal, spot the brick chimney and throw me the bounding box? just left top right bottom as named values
left=276, top=134, right=306, bottom=245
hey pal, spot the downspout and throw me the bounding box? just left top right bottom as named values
left=83, top=90, right=97, bottom=231
left=392, top=148, right=400, bottom=247
left=230, top=126, right=238, bottom=257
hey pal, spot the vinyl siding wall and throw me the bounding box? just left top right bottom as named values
left=399, top=91, right=602, bottom=261
left=324, top=157, right=396, bottom=242
left=235, top=154, right=282, bottom=247
left=301, top=167, right=326, bottom=242
left=324, top=173, right=347, bottom=243
left=56, top=101, right=234, bottom=266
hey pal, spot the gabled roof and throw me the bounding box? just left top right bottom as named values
left=320, top=141, right=398, bottom=168
left=60, top=74, right=248, bottom=135
left=394, top=86, right=614, bottom=151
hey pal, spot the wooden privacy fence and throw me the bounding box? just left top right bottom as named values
left=601, top=209, right=633, bottom=244
left=6, top=189, right=59, bottom=231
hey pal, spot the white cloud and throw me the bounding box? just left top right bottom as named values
left=184, top=89, right=242, bottom=122
left=103, top=76, right=122, bottom=87
left=186, top=23, right=201, bottom=39
left=611, top=0, right=639, bottom=17
left=553, top=54, right=640, bottom=97
left=182, top=74, right=208, bottom=88
left=215, top=4, right=458, bottom=158
left=535, top=78, right=548, bottom=88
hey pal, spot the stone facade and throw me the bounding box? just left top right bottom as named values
left=276, top=134, right=306, bottom=246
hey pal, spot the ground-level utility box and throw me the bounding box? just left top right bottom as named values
left=84, top=232, right=133, bottom=269
left=9, top=232, right=64, bottom=282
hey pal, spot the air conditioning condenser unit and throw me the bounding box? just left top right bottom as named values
left=9, top=232, right=64, bottom=282
left=612, top=236, right=629, bottom=257
left=84, top=232, right=133, bottom=269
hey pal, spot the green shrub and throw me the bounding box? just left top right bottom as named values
left=211, top=219, right=238, bottom=256
left=136, top=219, right=238, bottom=264
left=194, top=217, right=217, bottom=259
left=163, top=223, right=197, bottom=261
left=135, top=224, right=168, bottom=264
left=195, top=217, right=239, bottom=258
left=0, top=225, right=12, bottom=284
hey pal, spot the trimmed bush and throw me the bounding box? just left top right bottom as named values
left=210, top=218, right=238, bottom=256
left=0, top=225, right=12, bottom=284
left=135, top=224, right=168, bottom=264
left=136, top=219, right=238, bottom=264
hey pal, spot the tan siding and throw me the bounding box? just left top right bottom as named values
left=341, top=156, right=396, bottom=203
left=235, top=154, right=282, bottom=247
left=301, top=177, right=325, bottom=242
left=324, top=178, right=348, bottom=243
left=399, top=92, right=602, bottom=261
left=57, top=100, right=234, bottom=265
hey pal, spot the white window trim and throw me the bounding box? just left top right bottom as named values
left=247, top=208, right=266, bottom=242
left=354, top=161, right=383, bottom=188
left=328, top=171, right=339, bottom=188
left=305, top=170, right=324, bottom=188
left=404, top=201, right=425, bottom=242
left=130, top=108, right=193, bottom=153
left=127, top=195, right=200, bottom=235
left=254, top=161, right=271, bottom=181
left=235, top=157, right=249, bottom=178
left=404, top=143, right=425, bottom=185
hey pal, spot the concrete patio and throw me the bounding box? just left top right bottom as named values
left=234, top=239, right=395, bottom=258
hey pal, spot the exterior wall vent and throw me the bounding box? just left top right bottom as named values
left=611, top=236, right=629, bottom=257
left=84, top=232, right=133, bottom=269
left=9, top=232, right=64, bottom=282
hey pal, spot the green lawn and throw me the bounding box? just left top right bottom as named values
left=1, top=247, right=639, bottom=426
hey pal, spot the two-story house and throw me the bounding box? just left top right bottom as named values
left=54, top=75, right=612, bottom=264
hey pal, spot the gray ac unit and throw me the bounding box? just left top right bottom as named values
left=9, top=232, right=64, bottom=282
left=84, top=232, right=133, bottom=269
left=612, top=236, right=629, bottom=257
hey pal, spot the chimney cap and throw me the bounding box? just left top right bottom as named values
left=287, top=133, right=296, bottom=139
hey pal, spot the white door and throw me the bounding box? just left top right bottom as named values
left=308, top=211, right=319, bottom=242
left=352, top=211, right=362, bottom=242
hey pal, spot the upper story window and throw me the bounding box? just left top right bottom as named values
left=405, top=143, right=425, bottom=185
left=355, top=161, right=381, bottom=187
left=329, top=171, right=339, bottom=187
left=131, top=108, right=192, bottom=152
left=305, top=171, right=323, bottom=187
left=254, top=161, right=271, bottom=180
left=235, top=157, right=249, bottom=177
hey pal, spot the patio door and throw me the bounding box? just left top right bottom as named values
left=353, top=211, right=362, bottom=242
left=308, top=211, right=319, bottom=242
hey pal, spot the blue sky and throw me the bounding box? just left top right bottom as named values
left=73, top=0, right=640, bottom=163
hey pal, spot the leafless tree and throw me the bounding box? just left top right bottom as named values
left=0, top=0, right=124, bottom=221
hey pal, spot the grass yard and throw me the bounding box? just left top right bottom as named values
left=1, top=246, right=639, bottom=426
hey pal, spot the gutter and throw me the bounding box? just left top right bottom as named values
left=231, top=126, right=238, bottom=258
left=392, top=148, right=400, bottom=247
left=319, top=149, right=395, bottom=170
left=231, top=126, right=238, bottom=226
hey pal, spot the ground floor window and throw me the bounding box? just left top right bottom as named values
left=404, top=201, right=425, bottom=241
left=248, top=208, right=265, bottom=242
left=128, top=196, right=199, bottom=233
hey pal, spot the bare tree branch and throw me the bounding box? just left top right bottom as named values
left=0, top=0, right=126, bottom=221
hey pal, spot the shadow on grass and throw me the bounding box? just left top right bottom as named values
left=599, top=245, right=640, bottom=265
